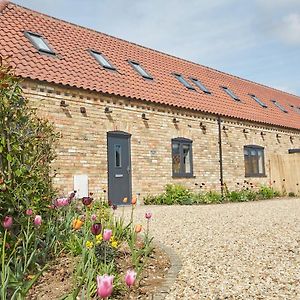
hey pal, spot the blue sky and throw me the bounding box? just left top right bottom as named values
left=14, top=0, right=300, bottom=96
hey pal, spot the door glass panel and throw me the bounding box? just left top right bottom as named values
left=172, top=143, right=180, bottom=174
left=114, top=144, right=121, bottom=167
left=183, top=144, right=191, bottom=173
left=257, top=149, right=264, bottom=174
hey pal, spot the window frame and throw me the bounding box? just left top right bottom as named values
left=249, top=94, right=268, bottom=108
left=221, top=86, right=240, bottom=101
left=244, top=145, right=266, bottom=177
left=174, top=74, right=195, bottom=90
left=271, top=100, right=288, bottom=113
left=171, top=137, right=193, bottom=178
left=128, top=60, right=153, bottom=80
left=24, top=31, right=56, bottom=55
left=89, top=50, right=116, bottom=71
left=190, top=78, right=211, bottom=94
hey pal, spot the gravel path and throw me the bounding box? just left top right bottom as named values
left=122, top=198, right=300, bottom=299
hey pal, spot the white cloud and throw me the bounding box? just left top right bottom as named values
left=277, top=13, right=300, bottom=45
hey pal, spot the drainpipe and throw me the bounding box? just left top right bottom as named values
left=217, top=116, right=224, bottom=198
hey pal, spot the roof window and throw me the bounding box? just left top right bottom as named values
left=25, top=32, right=55, bottom=55
left=271, top=100, right=288, bottom=113
left=190, top=78, right=211, bottom=94
left=249, top=94, right=267, bottom=108
left=221, top=86, right=240, bottom=101
left=174, top=74, right=195, bottom=90
left=129, top=61, right=153, bottom=79
left=90, top=50, right=116, bottom=70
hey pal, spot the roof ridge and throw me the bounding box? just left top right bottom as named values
left=8, top=1, right=300, bottom=101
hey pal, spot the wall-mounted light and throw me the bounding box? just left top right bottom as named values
left=261, top=131, right=266, bottom=136
left=104, top=107, right=112, bottom=114
left=222, top=125, right=228, bottom=131
left=290, top=136, right=294, bottom=142
left=243, top=129, right=249, bottom=134
left=199, top=122, right=206, bottom=130
left=80, top=107, right=86, bottom=114
left=142, top=113, right=149, bottom=121
left=60, top=100, right=69, bottom=107
left=173, top=117, right=179, bottom=124
left=276, top=133, right=281, bottom=138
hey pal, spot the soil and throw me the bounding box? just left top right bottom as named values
left=27, top=243, right=170, bottom=300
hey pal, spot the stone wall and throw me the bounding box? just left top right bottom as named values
left=21, top=80, right=300, bottom=200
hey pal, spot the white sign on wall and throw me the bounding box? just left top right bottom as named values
left=73, top=175, right=89, bottom=198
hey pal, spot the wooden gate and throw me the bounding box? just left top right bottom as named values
left=269, top=154, right=300, bottom=195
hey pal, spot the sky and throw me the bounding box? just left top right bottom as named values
left=13, top=0, right=300, bottom=96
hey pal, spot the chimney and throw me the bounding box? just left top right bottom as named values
left=0, top=0, right=9, bottom=13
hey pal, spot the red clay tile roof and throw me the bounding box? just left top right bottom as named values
left=1, top=1, right=300, bottom=130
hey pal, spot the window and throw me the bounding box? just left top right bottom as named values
left=90, top=50, right=116, bottom=70
left=114, top=145, right=121, bottom=167
left=221, top=86, right=240, bottom=101
left=271, top=100, right=288, bottom=113
left=244, top=145, right=265, bottom=177
left=25, top=32, right=55, bottom=55
left=190, top=78, right=211, bottom=94
left=249, top=94, right=267, bottom=108
left=172, top=138, right=193, bottom=177
left=129, top=61, right=153, bottom=79
left=290, top=104, right=300, bottom=114
left=174, top=74, right=195, bottom=90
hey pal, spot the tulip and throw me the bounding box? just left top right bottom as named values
left=91, top=214, right=97, bottom=221
left=135, top=224, right=142, bottom=233
left=2, top=216, right=13, bottom=230
left=55, top=198, right=69, bottom=207
left=145, top=212, right=152, bottom=219
left=72, top=219, right=84, bottom=230
left=108, top=200, right=112, bottom=206
left=26, top=209, right=33, bottom=216
left=131, top=197, right=137, bottom=205
left=34, top=215, right=42, bottom=227
left=82, top=196, right=93, bottom=206
left=112, top=205, right=117, bottom=210
left=125, top=270, right=137, bottom=288
left=97, top=274, right=114, bottom=298
left=103, top=229, right=112, bottom=241
left=91, top=223, right=102, bottom=235
left=68, top=191, right=76, bottom=201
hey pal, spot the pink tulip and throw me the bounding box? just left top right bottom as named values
left=91, top=214, right=97, bottom=221
left=55, top=198, right=69, bottom=207
left=34, top=215, right=42, bottom=227
left=103, top=229, right=112, bottom=241
left=2, top=216, right=13, bottom=230
left=125, top=270, right=137, bottom=288
left=145, top=212, right=152, bottom=219
left=26, top=209, right=33, bottom=216
left=97, top=274, right=114, bottom=298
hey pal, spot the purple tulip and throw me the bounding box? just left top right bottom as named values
left=125, top=270, right=137, bottom=287
left=91, top=214, right=97, bottom=221
left=34, top=215, right=42, bottom=227
left=97, top=274, right=114, bottom=298
left=2, top=216, right=13, bottom=230
left=82, top=196, right=93, bottom=206
left=145, top=212, right=152, bottom=219
left=103, top=229, right=112, bottom=241
left=112, top=205, right=118, bottom=210
left=91, top=223, right=102, bottom=235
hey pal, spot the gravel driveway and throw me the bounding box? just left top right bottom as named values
left=124, top=198, right=300, bottom=299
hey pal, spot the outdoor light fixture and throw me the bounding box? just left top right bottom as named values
left=173, top=117, right=179, bottom=124
left=261, top=131, right=266, bottom=136
left=104, top=107, right=112, bottom=114
left=222, top=125, right=228, bottom=131
left=142, top=113, right=149, bottom=120
left=60, top=100, right=69, bottom=107
left=243, top=129, right=249, bottom=134
left=290, top=136, right=294, bottom=142
left=276, top=133, right=281, bottom=138
left=80, top=107, right=86, bottom=114
left=199, top=122, right=206, bottom=130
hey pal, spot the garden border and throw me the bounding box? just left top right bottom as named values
left=151, top=240, right=182, bottom=299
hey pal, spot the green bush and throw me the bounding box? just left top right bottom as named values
left=257, top=186, right=280, bottom=199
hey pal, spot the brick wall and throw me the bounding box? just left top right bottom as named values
left=21, top=80, right=300, bottom=200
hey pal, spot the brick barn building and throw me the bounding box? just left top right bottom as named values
left=1, top=1, right=300, bottom=203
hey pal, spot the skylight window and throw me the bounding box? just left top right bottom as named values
left=249, top=94, right=267, bottom=108
left=25, top=32, right=55, bottom=55
left=221, top=86, right=240, bottom=101
left=129, top=61, right=153, bottom=79
left=271, top=100, right=288, bottom=113
left=290, top=104, right=300, bottom=114
left=90, top=50, right=116, bottom=70
left=174, top=74, right=195, bottom=90
left=190, top=78, right=211, bottom=94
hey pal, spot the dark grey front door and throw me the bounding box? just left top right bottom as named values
left=107, top=131, right=132, bottom=205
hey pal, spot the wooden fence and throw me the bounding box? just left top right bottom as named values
left=269, top=154, right=300, bottom=196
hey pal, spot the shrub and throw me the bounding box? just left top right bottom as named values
left=257, top=186, right=280, bottom=199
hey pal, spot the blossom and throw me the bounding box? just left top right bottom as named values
left=103, top=229, right=112, bottom=241
left=91, top=214, right=97, bottom=221
left=97, top=274, right=114, bottom=298
left=145, top=212, right=152, bottom=219
left=82, top=196, right=93, bottom=206
left=86, top=241, right=94, bottom=249
left=26, top=209, right=33, bottom=216
left=72, top=219, right=84, bottom=230
left=131, top=197, right=137, bottom=205
left=55, top=198, right=69, bottom=207
left=111, top=241, right=118, bottom=248
left=135, top=224, right=142, bottom=233
left=112, top=205, right=117, bottom=210
left=91, top=223, right=102, bottom=236
left=125, top=270, right=137, bottom=287
left=96, top=234, right=103, bottom=244
left=34, top=215, right=42, bottom=227
left=2, top=216, right=13, bottom=230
